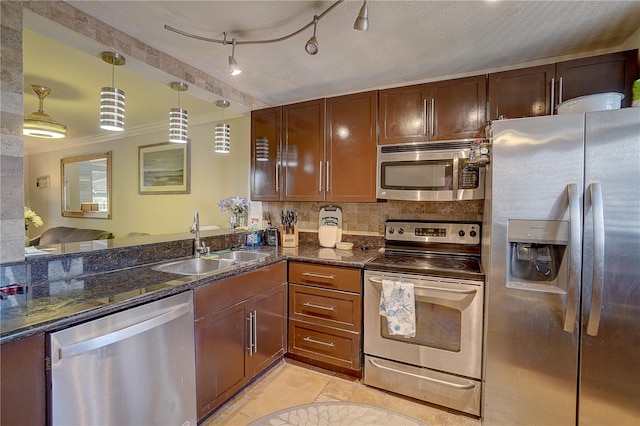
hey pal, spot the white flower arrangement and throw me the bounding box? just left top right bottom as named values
left=24, top=206, right=43, bottom=231
left=217, top=196, right=250, bottom=215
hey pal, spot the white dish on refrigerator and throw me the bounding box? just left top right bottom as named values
left=557, top=92, right=624, bottom=114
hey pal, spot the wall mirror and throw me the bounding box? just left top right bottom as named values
left=61, top=152, right=112, bottom=219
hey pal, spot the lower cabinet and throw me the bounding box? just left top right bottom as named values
left=194, top=261, right=287, bottom=420
left=0, top=334, right=46, bottom=426
left=287, top=261, right=362, bottom=374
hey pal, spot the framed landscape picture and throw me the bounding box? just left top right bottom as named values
left=138, top=142, right=190, bottom=194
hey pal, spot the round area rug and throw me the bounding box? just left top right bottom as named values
left=247, top=402, right=426, bottom=426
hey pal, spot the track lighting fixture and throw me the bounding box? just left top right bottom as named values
left=214, top=100, right=231, bottom=153
left=23, top=85, right=67, bottom=139
left=169, top=82, right=188, bottom=143
left=100, top=51, right=126, bottom=132
left=354, top=0, right=369, bottom=31
left=305, top=16, right=319, bottom=55
left=164, top=0, right=369, bottom=74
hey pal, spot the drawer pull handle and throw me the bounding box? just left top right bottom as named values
left=368, top=358, right=476, bottom=390
left=302, top=272, right=335, bottom=280
left=302, top=302, right=335, bottom=312
left=303, top=336, right=335, bottom=348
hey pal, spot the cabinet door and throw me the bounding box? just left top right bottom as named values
left=378, top=83, right=429, bottom=144
left=1, top=334, right=46, bottom=426
left=326, top=91, right=378, bottom=202
left=248, top=283, right=287, bottom=378
left=195, top=302, right=248, bottom=420
left=251, top=107, right=282, bottom=201
left=488, top=64, right=555, bottom=119
left=283, top=99, right=325, bottom=201
left=430, top=75, right=487, bottom=140
left=556, top=50, right=638, bottom=108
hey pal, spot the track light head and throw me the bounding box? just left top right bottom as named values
left=305, top=16, right=320, bottom=55
left=354, top=0, right=369, bottom=31
left=228, top=38, right=242, bottom=75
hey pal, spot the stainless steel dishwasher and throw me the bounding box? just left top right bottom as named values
left=49, top=291, right=197, bottom=426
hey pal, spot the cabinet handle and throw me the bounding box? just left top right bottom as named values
left=319, top=161, right=323, bottom=192
left=252, top=309, right=258, bottom=354
left=430, top=98, right=435, bottom=136
left=302, top=272, right=335, bottom=280
left=326, top=161, right=330, bottom=191
left=303, top=336, right=335, bottom=348
left=302, top=302, right=336, bottom=312
left=550, top=77, right=555, bottom=115
left=275, top=162, right=279, bottom=192
left=558, top=76, right=563, bottom=105
left=422, top=98, right=427, bottom=136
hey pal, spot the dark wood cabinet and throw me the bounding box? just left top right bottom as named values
left=0, top=334, right=47, bottom=426
left=194, top=262, right=287, bottom=420
left=556, top=50, right=638, bottom=108
left=488, top=64, right=556, bottom=119
left=325, top=91, right=378, bottom=202
left=488, top=50, right=639, bottom=119
left=251, top=106, right=282, bottom=201
left=282, top=99, right=325, bottom=201
left=379, top=76, right=486, bottom=144
left=287, top=261, right=362, bottom=374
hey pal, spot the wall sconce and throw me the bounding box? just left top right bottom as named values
left=169, top=82, right=188, bottom=143
left=99, top=52, right=126, bottom=132
left=214, top=100, right=231, bottom=153
left=23, top=85, right=67, bottom=138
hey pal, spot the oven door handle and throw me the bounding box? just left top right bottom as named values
left=367, top=276, right=477, bottom=295
left=368, top=358, right=476, bottom=390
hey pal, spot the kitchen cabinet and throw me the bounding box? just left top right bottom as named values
left=0, top=334, right=46, bottom=426
left=251, top=106, right=281, bottom=201
left=194, top=261, right=287, bottom=420
left=282, top=98, right=325, bottom=201
left=488, top=49, right=638, bottom=120
left=378, top=75, right=487, bottom=144
left=325, top=91, right=378, bottom=202
left=288, top=261, right=362, bottom=374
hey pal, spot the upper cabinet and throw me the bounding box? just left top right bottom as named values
left=325, top=91, right=378, bottom=202
left=488, top=49, right=638, bottom=120
left=379, top=75, right=487, bottom=144
left=251, top=106, right=281, bottom=201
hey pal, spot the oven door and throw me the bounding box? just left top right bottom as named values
left=363, top=271, right=483, bottom=379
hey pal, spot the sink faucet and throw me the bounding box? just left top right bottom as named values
left=189, top=211, right=209, bottom=258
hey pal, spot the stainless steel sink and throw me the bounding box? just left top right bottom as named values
left=215, top=251, right=271, bottom=262
left=152, top=258, right=239, bottom=276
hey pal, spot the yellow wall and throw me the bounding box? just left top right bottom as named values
left=24, top=115, right=251, bottom=238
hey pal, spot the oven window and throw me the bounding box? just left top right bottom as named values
left=381, top=160, right=453, bottom=190
left=379, top=300, right=461, bottom=352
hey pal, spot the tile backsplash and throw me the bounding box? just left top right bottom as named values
left=263, top=200, right=484, bottom=235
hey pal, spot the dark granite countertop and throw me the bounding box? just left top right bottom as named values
left=1, top=243, right=379, bottom=344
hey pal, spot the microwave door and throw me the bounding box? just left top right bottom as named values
left=378, top=159, right=455, bottom=201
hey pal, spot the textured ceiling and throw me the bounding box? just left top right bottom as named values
left=24, top=1, right=640, bottom=154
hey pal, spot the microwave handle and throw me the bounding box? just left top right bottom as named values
left=452, top=153, right=460, bottom=199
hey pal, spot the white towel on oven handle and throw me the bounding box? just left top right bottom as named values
left=379, top=280, right=416, bottom=338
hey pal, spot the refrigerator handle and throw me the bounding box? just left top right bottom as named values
left=564, top=183, right=581, bottom=333
left=587, top=183, right=605, bottom=336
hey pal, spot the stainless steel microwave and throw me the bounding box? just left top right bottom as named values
left=377, top=141, right=485, bottom=201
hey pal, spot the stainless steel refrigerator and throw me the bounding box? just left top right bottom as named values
left=481, top=108, right=640, bottom=425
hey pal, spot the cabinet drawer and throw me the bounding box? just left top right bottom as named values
left=289, top=284, right=361, bottom=332
left=288, top=262, right=361, bottom=293
left=288, top=320, right=361, bottom=371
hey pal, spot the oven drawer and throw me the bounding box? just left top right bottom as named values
left=288, top=320, right=361, bottom=371
left=289, top=262, right=361, bottom=293
left=289, top=284, right=361, bottom=332
left=364, top=355, right=481, bottom=416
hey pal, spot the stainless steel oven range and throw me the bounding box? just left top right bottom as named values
left=363, top=220, right=484, bottom=416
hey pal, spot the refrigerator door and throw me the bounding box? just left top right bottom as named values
left=580, top=108, right=640, bottom=425
left=483, top=114, right=585, bottom=425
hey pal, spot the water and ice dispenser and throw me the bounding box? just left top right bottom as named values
left=507, top=220, right=569, bottom=293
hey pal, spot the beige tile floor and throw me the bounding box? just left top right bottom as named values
left=202, top=359, right=481, bottom=425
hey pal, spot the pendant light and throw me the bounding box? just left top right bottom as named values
left=23, top=85, right=67, bottom=138
left=99, top=52, right=126, bottom=132
left=255, top=137, right=270, bottom=161
left=214, top=100, right=231, bottom=153
left=169, top=82, right=188, bottom=143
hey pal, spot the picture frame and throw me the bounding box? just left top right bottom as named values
left=36, top=175, right=50, bottom=189
left=138, top=142, right=190, bottom=194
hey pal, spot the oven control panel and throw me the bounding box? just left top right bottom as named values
left=385, top=221, right=480, bottom=245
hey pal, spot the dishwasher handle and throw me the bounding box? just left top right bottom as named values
left=56, top=301, right=191, bottom=360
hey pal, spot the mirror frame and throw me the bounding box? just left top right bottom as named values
left=60, top=151, right=112, bottom=219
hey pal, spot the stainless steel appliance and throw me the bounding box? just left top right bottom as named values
left=482, top=108, right=640, bottom=425
left=364, top=220, right=484, bottom=416
left=376, top=141, right=485, bottom=201
left=49, top=291, right=197, bottom=426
